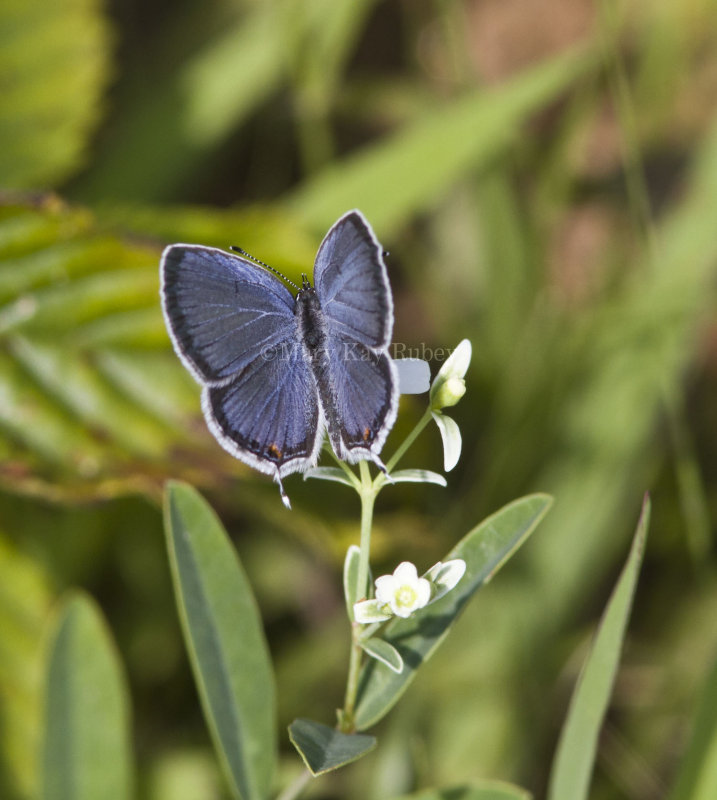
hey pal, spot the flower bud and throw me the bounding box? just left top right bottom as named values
left=429, top=339, right=471, bottom=410
left=431, top=376, right=466, bottom=410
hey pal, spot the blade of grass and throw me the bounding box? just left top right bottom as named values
left=547, top=495, right=651, bottom=800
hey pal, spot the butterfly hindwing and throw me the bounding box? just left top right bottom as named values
left=321, top=337, right=398, bottom=462
left=202, top=338, right=322, bottom=478
left=161, top=244, right=296, bottom=384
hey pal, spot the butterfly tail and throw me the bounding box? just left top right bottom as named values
left=275, top=470, right=292, bottom=509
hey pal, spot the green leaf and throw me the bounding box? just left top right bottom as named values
left=343, top=544, right=362, bottom=616
left=0, top=531, right=52, bottom=798
left=288, top=718, right=376, bottom=776
left=360, top=638, right=404, bottom=674
left=547, top=496, right=651, bottom=800
left=304, top=466, right=357, bottom=487
left=164, top=481, right=276, bottom=800
left=667, top=649, right=717, bottom=800
left=288, top=47, right=594, bottom=233
left=41, top=592, right=133, bottom=800
left=390, top=781, right=532, bottom=800
left=0, top=0, right=111, bottom=187
left=354, top=494, right=553, bottom=730
left=431, top=412, right=462, bottom=472
left=389, top=469, right=447, bottom=487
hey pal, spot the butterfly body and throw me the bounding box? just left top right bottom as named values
left=160, top=210, right=398, bottom=507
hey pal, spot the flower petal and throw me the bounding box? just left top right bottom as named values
left=374, top=574, right=396, bottom=604
left=392, top=562, right=419, bottom=584
left=415, top=577, right=432, bottom=608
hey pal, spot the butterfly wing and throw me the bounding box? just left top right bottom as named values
left=312, top=210, right=398, bottom=462
left=161, top=244, right=297, bottom=384
left=313, top=210, right=393, bottom=349
left=202, top=338, right=323, bottom=480
left=321, top=340, right=397, bottom=462
left=161, top=245, right=323, bottom=501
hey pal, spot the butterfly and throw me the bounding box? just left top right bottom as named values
left=160, top=209, right=399, bottom=508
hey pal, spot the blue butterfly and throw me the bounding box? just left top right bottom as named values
left=160, top=210, right=398, bottom=508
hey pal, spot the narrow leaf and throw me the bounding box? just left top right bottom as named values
left=164, top=481, right=276, bottom=800
left=354, top=494, right=553, bottom=730
left=288, top=718, right=376, bottom=776
left=432, top=412, right=462, bottom=472
left=343, top=544, right=361, bottom=616
left=667, top=648, right=717, bottom=800
left=361, top=638, right=404, bottom=674
left=41, top=592, right=133, bottom=800
left=390, top=469, right=447, bottom=486
left=289, top=48, right=593, bottom=233
left=547, top=495, right=651, bottom=800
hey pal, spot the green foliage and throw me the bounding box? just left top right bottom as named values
left=164, top=481, right=277, bottom=800
left=0, top=531, right=51, bottom=799
left=2, top=0, right=717, bottom=798
left=391, top=784, right=532, bottom=800
left=288, top=719, right=376, bottom=776
left=354, top=495, right=552, bottom=730
left=0, top=0, right=111, bottom=188
left=289, top=47, right=594, bottom=234
left=41, top=592, right=133, bottom=800
left=548, top=496, right=650, bottom=800
left=0, top=200, right=200, bottom=498
left=667, top=648, right=717, bottom=800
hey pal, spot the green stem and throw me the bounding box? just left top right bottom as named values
left=355, top=461, right=375, bottom=599
left=341, top=461, right=376, bottom=730
left=276, top=769, right=311, bottom=800
left=382, top=407, right=434, bottom=478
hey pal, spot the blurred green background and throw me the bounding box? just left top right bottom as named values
left=2, top=0, right=717, bottom=798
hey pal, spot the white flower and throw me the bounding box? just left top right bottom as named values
left=353, top=557, right=467, bottom=624
left=375, top=562, right=432, bottom=618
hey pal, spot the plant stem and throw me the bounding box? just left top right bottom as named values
left=355, top=461, right=375, bottom=600
left=383, top=407, right=434, bottom=476
left=340, top=461, right=376, bottom=730
left=276, top=769, right=311, bottom=800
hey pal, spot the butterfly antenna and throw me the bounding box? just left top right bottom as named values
left=230, top=245, right=300, bottom=291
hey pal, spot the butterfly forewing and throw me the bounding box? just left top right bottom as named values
left=313, top=211, right=393, bottom=349
left=161, top=245, right=296, bottom=384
